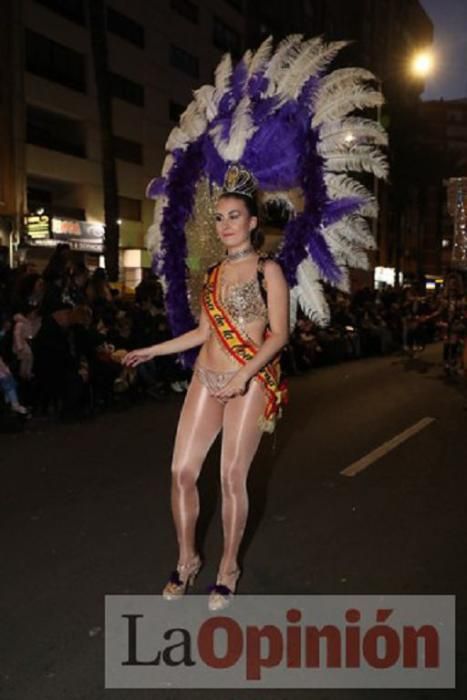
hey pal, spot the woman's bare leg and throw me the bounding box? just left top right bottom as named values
left=170, top=374, right=224, bottom=565
left=218, top=378, right=267, bottom=585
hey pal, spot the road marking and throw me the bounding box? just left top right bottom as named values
left=340, top=417, right=436, bottom=477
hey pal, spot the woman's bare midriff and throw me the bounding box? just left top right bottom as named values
left=196, top=319, right=268, bottom=371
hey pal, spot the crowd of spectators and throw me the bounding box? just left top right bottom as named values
left=1, top=244, right=465, bottom=427
left=0, top=244, right=189, bottom=424
left=286, top=282, right=466, bottom=375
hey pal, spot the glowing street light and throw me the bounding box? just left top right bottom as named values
left=410, top=50, right=435, bottom=78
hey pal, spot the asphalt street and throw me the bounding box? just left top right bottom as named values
left=1, top=343, right=466, bottom=700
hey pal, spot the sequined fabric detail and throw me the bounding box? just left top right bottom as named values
left=220, top=270, right=268, bottom=326
left=194, top=362, right=238, bottom=403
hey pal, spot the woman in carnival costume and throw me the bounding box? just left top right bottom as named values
left=124, top=34, right=388, bottom=610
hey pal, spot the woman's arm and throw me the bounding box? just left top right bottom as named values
left=122, top=302, right=211, bottom=366
left=214, top=260, right=289, bottom=399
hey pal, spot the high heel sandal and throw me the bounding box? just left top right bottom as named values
left=207, top=567, right=241, bottom=611
left=162, top=554, right=202, bottom=600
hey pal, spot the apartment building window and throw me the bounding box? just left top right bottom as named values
left=27, top=177, right=87, bottom=219
left=169, top=100, right=186, bottom=122
left=170, top=44, right=199, bottom=78
left=213, top=16, right=241, bottom=57
left=26, top=105, right=86, bottom=158
left=107, top=7, right=145, bottom=48
left=114, top=136, right=143, bottom=164
left=33, top=0, right=86, bottom=24
left=26, top=30, right=86, bottom=92
left=110, top=72, right=145, bottom=107
left=27, top=184, right=53, bottom=212
left=171, top=0, right=199, bottom=23
left=119, top=196, right=142, bottom=221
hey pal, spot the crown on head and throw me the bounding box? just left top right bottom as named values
left=222, top=164, right=257, bottom=199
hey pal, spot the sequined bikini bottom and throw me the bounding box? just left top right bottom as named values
left=194, top=361, right=238, bottom=403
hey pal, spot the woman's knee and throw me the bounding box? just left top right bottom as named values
left=221, top=458, right=248, bottom=495
left=171, top=461, right=199, bottom=491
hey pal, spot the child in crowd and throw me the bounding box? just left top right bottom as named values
left=0, top=355, right=28, bottom=415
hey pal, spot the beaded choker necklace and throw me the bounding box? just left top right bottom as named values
left=225, top=245, right=255, bottom=262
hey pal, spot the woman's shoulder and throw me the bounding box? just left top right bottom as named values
left=258, top=254, right=285, bottom=280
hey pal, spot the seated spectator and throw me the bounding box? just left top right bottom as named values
left=13, top=303, right=42, bottom=380
left=292, top=317, right=321, bottom=370
left=0, top=355, right=28, bottom=415
left=332, top=295, right=361, bottom=359
left=32, top=300, right=90, bottom=418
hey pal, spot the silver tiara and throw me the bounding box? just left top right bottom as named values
left=222, top=164, right=257, bottom=199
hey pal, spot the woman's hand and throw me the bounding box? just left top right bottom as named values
left=214, top=369, right=249, bottom=401
left=122, top=347, right=156, bottom=367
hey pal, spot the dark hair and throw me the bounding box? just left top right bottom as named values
left=218, top=192, right=265, bottom=251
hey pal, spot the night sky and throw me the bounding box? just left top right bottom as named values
left=420, top=0, right=467, bottom=101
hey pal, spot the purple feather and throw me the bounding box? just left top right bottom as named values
left=146, top=176, right=166, bottom=199
left=203, top=134, right=228, bottom=185
left=149, top=48, right=365, bottom=346
left=231, top=60, right=248, bottom=100
left=322, top=197, right=364, bottom=226
left=158, top=140, right=205, bottom=367
left=247, top=72, right=269, bottom=98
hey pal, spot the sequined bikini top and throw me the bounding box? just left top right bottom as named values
left=215, top=255, right=270, bottom=327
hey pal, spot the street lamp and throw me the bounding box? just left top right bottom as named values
left=410, top=50, right=435, bottom=79
left=410, top=49, right=435, bottom=289
left=374, top=49, right=435, bottom=285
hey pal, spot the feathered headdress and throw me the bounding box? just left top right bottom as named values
left=146, top=34, right=388, bottom=366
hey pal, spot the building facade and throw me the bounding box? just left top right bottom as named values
left=1, top=0, right=246, bottom=282
left=407, top=98, right=467, bottom=279
left=1, top=0, right=434, bottom=288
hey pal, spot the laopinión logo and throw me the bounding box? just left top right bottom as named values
left=105, top=595, right=455, bottom=689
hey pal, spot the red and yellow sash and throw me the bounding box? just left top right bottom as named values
left=201, top=262, right=288, bottom=433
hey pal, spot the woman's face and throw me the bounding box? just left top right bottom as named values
left=215, top=196, right=257, bottom=250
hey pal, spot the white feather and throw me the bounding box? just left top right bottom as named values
left=210, top=95, right=256, bottom=161
left=336, top=267, right=350, bottom=293
left=327, top=232, right=370, bottom=270
left=324, top=145, right=389, bottom=179
left=248, top=35, right=273, bottom=76
left=319, top=117, right=388, bottom=149
left=145, top=194, right=168, bottom=254
left=161, top=154, right=174, bottom=177
left=179, top=101, right=207, bottom=140
left=313, top=86, right=384, bottom=126
left=214, top=53, right=233, bottom=96
left=293, top=257, right=331, bottom=326
left=317, top=67, right=376, bottom=96
left=166, top=126, right=190, bottom=152
left=324, top=173, right=378, bottom=217
left=194, top=85, right=218, bottom=121
left=289, top=288, right=298, bottom=331
left=242, top=48, right=253, bottom=70
left=264, top=34, right=304, bottom=87
left=329, top=239, right=369, bottom=270
left=277, top=39, right=349, bottom=101
left=324, top=214, right=375, bottom=251
left=275, top=37, right=323, bottom=100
